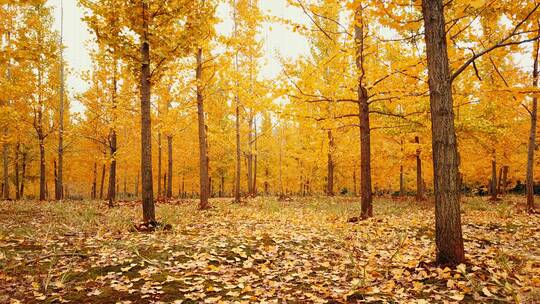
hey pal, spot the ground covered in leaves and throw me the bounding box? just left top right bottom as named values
left=0, top=196, right=539, bottom=303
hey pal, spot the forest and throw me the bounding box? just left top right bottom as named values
left=1, top=0, right=540, bottom=303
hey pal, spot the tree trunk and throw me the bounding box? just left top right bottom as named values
left=526, top=30, right=539, bottom=213
left=234, top=96, right=241, bottom=202
left=163, top=172, right=167, bottom=198
left=2, top=141, right=8, bottom=200
left=19, top=152, right=26, bottom=198
left=490, top=155, right=497, bottom=200
left=107, top=131, right=117, bottom=207
left=196, top=48, right=210, bottom=209
left=327, top=130, right=335, bottom=196
left=247, top=115, right=253, bottom=196
left=353, top=165, right=357, bottom=196
left=99, top=164, right=106, bottom=199
left=253, top=119, right=258, bottom=196
left=39, top=139, right=46, bottom=201
left=140, top=1, right=155, bottom=222
left=167, top=135, right=173, bottom=198
left=14, top=143, right=20, bottom=200
left=157, top=132, right=162, bottom=198
left=501, top=166, right=508, bottom=195
left=415, top=136, right=424, bottom=201
left=264, top=167, right=269, bottom=195
left=92, top=162, right=97, bottom=199
left=422, top=0, right=465, bottom=266
left=56, top=0, right=65, bottom=201
left=354, top=5, right=373, bottom=219
left=135, top=172, right=139, bottom=198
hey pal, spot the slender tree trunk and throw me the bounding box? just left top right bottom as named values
left=264, top=167, right=269, bottom=195
left=247, top=115, right=254, bottom=195
left=99, top=164, right=106, bottom=199
left=354, top=5, right=372, bottom=219
left=415, top=136, right=424, bottom=201
left=501, top=166, right=508, bottom=195
left=526, top=29, right=539, bottom=213
left=2, top=141, right=8, bottom=200
left=278, top=125, right=284, bottom=196
left=234, top=97, right=241, bottom=202
left=490, top=155, right=497, bottom=200
left=140, top=2, right=155, bottom=222
left=92, top=162, right=97, bottom=199
left=107, top=132, right=117, bottom=207
left=158, top=132, right=162, bottom=198
left=167, top=135, right=173, bottom=198
left=196, top=48, right=210, bottom=209
left=20, top=152, right=26, bottom=198
left=13, top=143, right=20, bottom=200
left=39, top=139, right=46, bottom=201
left=327, top=130, right=335, bottom=196
left=253, top=120, right=258, bottom=195
left=56, top=0, right=65, bottom=201
left=163, top=172, right=167, bottom=198
left=422, top=0, right=465, bottom=266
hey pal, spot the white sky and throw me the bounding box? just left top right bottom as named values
left=49, top=0, right=311, bottom=113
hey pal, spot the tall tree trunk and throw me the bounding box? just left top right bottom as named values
left=196, top=48, right=210, bottom=209
left=501, top=166, right=508, bottom=195
left=490, top=154, right=497, bottom=200
left=140, top=2, right=155, bottom=222
left=264, top=167, right=269, bottom=195
left=92, top=162, right=97, bottom=199
left=2, top=141, right=8, bottom=200
left=107, top=131, right=117, bottom=207
left=526, top=29, right=539, bottom=213
left=14, top=143, right=20, bottom=200
left=20, top=152, right=26, bottom=198
left=415, top=136, right=424, bottom=201
left=167, top=135, right=173, bottom=198
left=163, top=172, right=167, bottom=198
left=39, top=139, right=46, bottom=201
left=422, top=0, right=465, bottom=266
left=354, top=5, right=373, bottom=219
left=158, top=132, right=162, bottom=198
left=253, top=120, right=258, bottom=195
left=327, top=130, right=335, bottom=196
left=247, top=115, right=253, bottom=195
left=99, top=164, right=106, bottom=199
left=56, top=0, right=65, bottom=201
left=234, top=96, right=241, bottom=202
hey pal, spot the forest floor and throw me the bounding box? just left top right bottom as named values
left=0, top=196, right=539, bottom=304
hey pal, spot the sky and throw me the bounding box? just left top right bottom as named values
left=49, top=0, right=311, bottom=113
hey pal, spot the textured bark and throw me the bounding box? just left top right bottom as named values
left=196, top=48, right=210, bottom=209
left=422, top=0, right=465, bottom=266
left=140, top=2, right=155, bottom=222
left=326, top=130, right=335, bottom=196
left=14, top=143, right=20, bottom=200
left=526, top=31, right=539, bottom=213
left=354, top=5, right=372, bottom=219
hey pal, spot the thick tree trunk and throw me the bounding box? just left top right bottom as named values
left=39, top=139, right=46, bottom=201
left=422, top=0, right=465, bottom=266
left=167, top=135, right=173, bottom=198
left=415, top=137, right=424, bottom=201
left=327, top=130, right=335, bottom=196
left=526, top=31, right=539, bottom=213
left=140, top=2, right=155, bottom=222
left=196, top=48, right=210, bottom=209
left=107, top=131, right=117, bottom=207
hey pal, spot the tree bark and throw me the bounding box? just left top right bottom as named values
left=39, top=139, right=46, bottom=201
left=415, top=136, right=424, bottom=201
left=490, top=155, right=497, bottom=200
left=422, top=0, right=465, bottom=266
left=501, top=166, right=508, bottom=195
left=234, top=95, right=241, bottom=202
left=526, top=29, right=539, bottom=213
left=247, top=115, right=254, bottom=196
left=14, top=143, right=20, bottom=200
left=107, top=130, right=117, bottom=207
left=56, top=0, right=65, bottom=201
left=354, top=5, right=372, bottom=219
left=253, top=119, right=258, bottom=195
left=196, top=48, right=210, bottom=209
left=19, top=152, right=26, bottom=198
left=158, top=132, right=162, bottom=198
left=92, top=162, right=97, bottom=199
left=140, top=1, right=155, bottom=222
left=99, top=163, right=106, bottom=200
left=2, top=141, right=8, bottom=200
left=327, top=130, right=335, bottom=196
left=167, top=135, right=173, bottom=198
